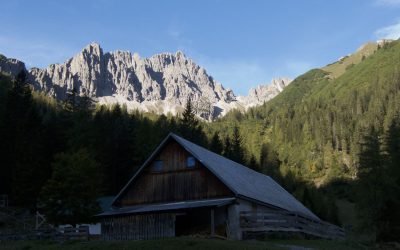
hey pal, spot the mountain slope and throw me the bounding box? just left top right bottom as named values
left=0, top=54, right=26, bottom=76
left=28, top=43, right=236, bottom=120
left=0, top=43, right=291, bottom=120
left=211, top=39, right=400, bottom=183
left=322, top=41, right=380, bottom=79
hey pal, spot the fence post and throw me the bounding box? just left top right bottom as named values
left=36, top=211, right=46, bottom=230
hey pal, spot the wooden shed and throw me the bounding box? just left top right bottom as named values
left=97, top=133, right=344, bottom=240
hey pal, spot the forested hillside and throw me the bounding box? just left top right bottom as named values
left=212, top=41, right=399, bottom=180
left=0, top=69, right=342, bottom=228
left=0, top=71, right=209, bottom=223
left=1, top=40, right=399, bottom=242
left=207, top=40, right=400, bottom=241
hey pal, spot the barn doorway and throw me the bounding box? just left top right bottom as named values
left=175, top=208, right=211, bottom=236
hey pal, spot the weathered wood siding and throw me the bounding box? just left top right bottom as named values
left=101, top=213, right=175, bottom=240
left=117, top=140, right=233, bottom=206
left=240, top=211, right=345, bottom=239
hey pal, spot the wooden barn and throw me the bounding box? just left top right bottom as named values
left=97, top=133, right=344, bottom=240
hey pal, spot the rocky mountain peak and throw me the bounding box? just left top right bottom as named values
left=0, top=43, right=291, bottom=120
left=0, top=54, right=26, bottom=76
left=22, top=43, right=239, bottom=119
left=85, top=42, right=102, bottom=53
left=237, top=77, right=292, bottom=108
left=175, top=50, right=186, bottom=59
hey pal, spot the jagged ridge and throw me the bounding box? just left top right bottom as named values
left=0, top=43, right=290, bottom=119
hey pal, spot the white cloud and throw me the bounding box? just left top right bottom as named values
left=376, top=0, right=400, bottom=6
left=375, top=21, right=400, bottom=39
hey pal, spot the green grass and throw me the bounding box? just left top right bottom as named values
left=0, top=237, right=371, bottom=250
left=322, top=42, right=378, bottom=78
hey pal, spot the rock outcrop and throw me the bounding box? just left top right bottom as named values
left=237, top=77, right=292, bottom=108
left=0, top=43, right=290, bottom=119
left=27, top=43, right=238, bottom=119
left=0, top=55, right=26, bottom=76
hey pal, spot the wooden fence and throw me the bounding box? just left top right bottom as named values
left=0, top=207, right=89, bottom=241
left=60, top=226, right=89, bottom=241
left=0, top=227, right=89, bottom=241
left=239, top=211, right=345, bottom=239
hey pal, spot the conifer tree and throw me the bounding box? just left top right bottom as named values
left=3, top=70, right=48, bottom=207
left=356, top=127, right=390, bottom=241
left=248, top=154, right=258, bottom=171
left=179, top=97, right=205, bottom=144
left=209, top=131, right=223, bottom=154
left=231, top=126, right=245, bottom=164
left=223, top=135, right=233, bottom=159
left=64, top=87, right=79, bottom=114
left=380, top=119, right=400, bottom=240
left=180, top=97, right=199, bottom=130
left=260, top=143, right=281, bottom=180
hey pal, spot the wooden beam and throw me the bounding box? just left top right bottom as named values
left=211, top=209, right=215, bottom=236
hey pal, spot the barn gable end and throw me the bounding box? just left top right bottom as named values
left=113, top=139, right=233, bottom=207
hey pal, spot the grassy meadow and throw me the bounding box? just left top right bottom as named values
left=0, top=237, right=374, bottom=250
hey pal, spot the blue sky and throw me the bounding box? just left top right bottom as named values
left=1, top=0, right=400, bottom=95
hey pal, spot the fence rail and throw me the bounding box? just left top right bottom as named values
left=0, top=226, right=89, bottom=241
left=0, top=207, right=89, bottom=241
left=239, top=211, right=345, bottom=239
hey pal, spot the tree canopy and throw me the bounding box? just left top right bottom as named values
left=39, top=149, right=102, bottom=226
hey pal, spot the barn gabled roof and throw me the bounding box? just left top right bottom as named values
left=111, top=133, right=320, bottom=221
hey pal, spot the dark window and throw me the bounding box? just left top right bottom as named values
left=153, top=160, right=163, bottom=172
left=186, top=156, right=196, bottom=168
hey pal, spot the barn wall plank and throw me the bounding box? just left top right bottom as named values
left=118, top=141, right=233, bottom=206
left=102, top=213, right=176, bottom=240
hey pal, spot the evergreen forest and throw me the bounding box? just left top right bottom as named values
left=1, top=40, right=400, bottom=242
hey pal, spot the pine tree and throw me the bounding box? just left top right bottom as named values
left=385, top=119, right=400, bottom=179
left=231, top=126, right=245, bottom=164
left=64, top=87, right=79, bottom=113
left=355, top=127, right=390, bottom=241
left=209, top=131, right=223, bottom=154
left=248, top=154, right=258, bottom=171
left=380, top=119, right=400, bottom=240
left=180, top=97, right=201, bottom=142
left=181, top=97, right=198, bottom=129
left=223, top=135, right=233, bottom=159
left=77, top=92, right=94, bottom=114
left=3, top=70, right=48, bottom=207
left=260, top=143, right=281, bottom=180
